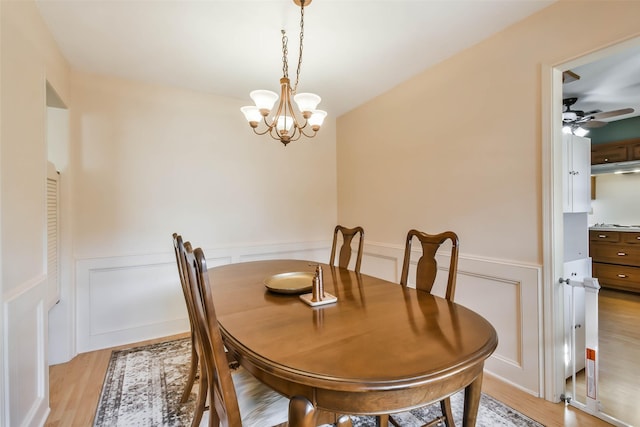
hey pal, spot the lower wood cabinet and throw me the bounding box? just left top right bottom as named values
left=590, top=230, right=640, bottom=293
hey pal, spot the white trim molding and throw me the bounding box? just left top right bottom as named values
left=75, top=239, right=543, bottom=395
left=75, top=240, right=330, bottom=352
left=3, top=275, right=50, bottom=427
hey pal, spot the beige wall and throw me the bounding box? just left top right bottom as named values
left=590, top=173, right=640, bottom=225
left=1, top=1, right=70, bottom=425
left=337, top=1, right=640, bottom=265
left=69, top=72, right=338, bottom=352
left=70, top=71, right=337, bottom=258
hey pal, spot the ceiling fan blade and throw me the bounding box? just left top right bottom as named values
left=563, top=70, right=580, bottom=84
left=581, top=120, right=608, bottom=129
left=588, top=107, right=634, bottom=120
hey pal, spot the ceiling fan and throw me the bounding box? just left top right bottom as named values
left=562, top=97, right=634, bottom=129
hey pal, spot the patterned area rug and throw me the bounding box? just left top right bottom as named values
left=94, top=338, right=544, bottom=426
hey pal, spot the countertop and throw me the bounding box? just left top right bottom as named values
left=589, top=224, right=640, bottom=232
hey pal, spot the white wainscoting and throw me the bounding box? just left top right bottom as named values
left=3, top=275, right=50, bottom=427
left=75, top=240, right=542, bottom=396
left=75, top=241, right=329, bottom=353
left=361, top=241, right=543, bottom=397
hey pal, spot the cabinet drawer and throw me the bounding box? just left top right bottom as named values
left=622, top=232, right=640, bottom=244
left=589, top=230, right=620, bottom=243
left=631, top=143, right=640, bottom=161
left=591, top=244, right=640, bottom=267
left=593, top=262, right=640, bottom=293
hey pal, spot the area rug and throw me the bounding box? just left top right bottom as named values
left=94, top=338, right=544, bottom=427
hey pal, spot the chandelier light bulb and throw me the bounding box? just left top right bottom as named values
left=308, top=110, right=327, bottom=130
left=276, top=115, right=295, bottom=133
left=240, top=106, right=262, bottom=126
left=250, top=90, right=279, bottom=115
left=293, top=93, right=321, bottom=116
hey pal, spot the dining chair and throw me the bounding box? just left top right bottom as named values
left=172, top=234, right=201, bottom=404
left=391, top=228, right=460, bottom=427
left=183, top=242, right=351, bottom=427
left=329, top=225, right=364, bottom=273
left=173, top=233, right=208, bottom=426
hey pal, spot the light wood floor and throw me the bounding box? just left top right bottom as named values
left=566, top=288, right=640, bottom=426
left=45, top=333, right=612, bottom=427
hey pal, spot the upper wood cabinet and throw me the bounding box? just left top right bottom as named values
left=591, top=137, right=640, bottom=164
left=631, top=140, right=640, bottom=160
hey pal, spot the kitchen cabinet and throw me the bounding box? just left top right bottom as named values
left=563, top=134, right=591, bottom=213
left=590, top=230, right=640, bottom=293
left=632, top=141, right=640, bottom=160
left=591, top=137, right=640, bottom=164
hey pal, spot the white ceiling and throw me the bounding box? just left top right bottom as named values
left=36, top=0, right=558, bottom=117
left=563, top=42, right=640, bottom=123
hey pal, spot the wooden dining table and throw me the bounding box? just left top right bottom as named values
left=209, top=259, right=498, bottom=427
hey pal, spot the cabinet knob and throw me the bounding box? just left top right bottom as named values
left=604, top=158, right=609, bottom=162
left=598, top=235, right=607, bottom=238
left=617, top=274, right=628, bottom=278
left=617, top=252, right=627, bottom=256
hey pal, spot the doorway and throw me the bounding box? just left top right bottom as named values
left=45, top=81, right=74, bottom=365
left=546, top=37, right=640, bottom=427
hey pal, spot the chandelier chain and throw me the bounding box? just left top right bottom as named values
left=281, top=30, right=289, bottom=79
left=292, top=0, right=305, bottom=94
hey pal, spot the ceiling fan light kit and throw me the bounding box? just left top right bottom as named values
left=561, top=80, right=635, bottom=137
left=240, top=0, right=326, bottom=146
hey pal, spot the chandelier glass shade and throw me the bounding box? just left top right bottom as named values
left=240, top=0, right=326, bottom=146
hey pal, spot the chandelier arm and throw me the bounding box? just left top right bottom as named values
left=252, top=125, right=273, bottom=137
left=267, top=127, right=285, bottom=142
left=284, top=93, right=305, bottom=129
left=297, top=124, right=318, bottom=139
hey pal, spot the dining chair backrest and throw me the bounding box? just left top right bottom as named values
left=173, top=234, right=200, bottom=342
left=183, top=243, right=243, bottom=426
left=329, top=225, right=364, bottom=273
left=400, top=229, right=459, bottom=301
left=172, top=233, right=203, bottom=412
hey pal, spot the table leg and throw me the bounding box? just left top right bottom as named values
left=289, top=395, right=319, bottom=427
left=376, top=414, right=389, bottom=427
left=462, top=370, right=484, bottom=427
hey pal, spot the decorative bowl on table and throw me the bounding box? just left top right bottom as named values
left=264, top=271, right=315, bottom=294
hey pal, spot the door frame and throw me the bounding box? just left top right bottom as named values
left=542, top=36, right=640, bottom=404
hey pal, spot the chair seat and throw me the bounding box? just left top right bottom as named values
left=199, top=367, right=335, bottom=427
left=232, top=367, right=290, bottom=426
left=198, top=366, right=287, bottom=427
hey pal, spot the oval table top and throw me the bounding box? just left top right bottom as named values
left=209, top=259, right=498, bottom=410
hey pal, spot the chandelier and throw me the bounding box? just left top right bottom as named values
left=240, top=0, right=326, bottom=146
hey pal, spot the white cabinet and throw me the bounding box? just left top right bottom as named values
left=563, top=134, right=591, bottom=213
left=563, top=213, right=589, bottom=262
